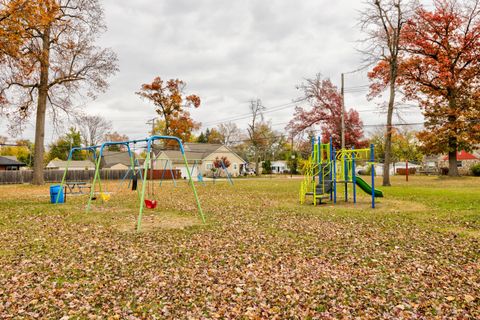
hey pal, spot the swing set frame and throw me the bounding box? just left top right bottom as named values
left=58, top=135, right=205, bottom=232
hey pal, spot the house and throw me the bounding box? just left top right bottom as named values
left=439, top=150, right=480, bottom=175
left=473, top=145, right=480, bottom=159
left=101, top=151, right=143, bottom=170
left=0, top=156, right=26, bottom=170
left=391, top=161, right=421, bottom=174
left=270, top=160, right=290, bottom=174
left=246, top=162, right=263, bottom=175
left=420, top=155, right=441, bottom=174
left=46, top=159, right=96, bottom=171
left=154, top=143, right=246, bottom=178
left=370, top=162, right=421, bottom=176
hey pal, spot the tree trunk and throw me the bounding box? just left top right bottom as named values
left=32, top=27, right=51, bottom=185
left=255, top=150, right=260, bottom=176
left=447, top=97, right=459, bottom=176
left=382, top=67, right=396, bottom=186
left=447, top=118, right=459, bottom=176
left=448, top=146, right=458, bottom=176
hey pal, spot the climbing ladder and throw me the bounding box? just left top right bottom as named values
left=299, top=141, right=332, bottom=206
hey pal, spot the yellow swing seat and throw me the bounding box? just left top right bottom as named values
left=100, top=193, right=111, bottom=202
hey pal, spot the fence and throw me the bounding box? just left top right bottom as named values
left=0, top=169, right=127, bottom=185
left=0, top=169, right=182, bottom=185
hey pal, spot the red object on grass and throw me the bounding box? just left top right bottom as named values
left=144, top=199, right=157, bottom=209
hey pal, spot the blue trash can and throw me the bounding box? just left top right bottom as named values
left=50, top=184, right=65, bottom=204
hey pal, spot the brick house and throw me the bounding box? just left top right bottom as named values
left=439, top=151, right=480, bottom=175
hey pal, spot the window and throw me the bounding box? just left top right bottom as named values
left=457, top=161, right=463, bottom=168
left=233, top=163, right=237, bottom=170
left=206, top=163, right=212, bottom=170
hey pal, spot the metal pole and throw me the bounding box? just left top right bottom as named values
left=406, top=159, right=409, bottom=182
left=159, top=159, right=168, bottom=187
left=178, top=140, right=206, bottom=223
left=290, top=135, right=294, bottom=179
left=329, top=137, right=333, bottom=201
left=333, top=148, right=337, bottom=204
left=344, top=153, right=348, bottom=202
left=56, top=148, right=74, bottom=203
left=137, top=140, right=151, bottom=232
left=221, top=159, right=234, bottom=186
left=341, top=73, right=346, bottom=150
left=352, top=148, right=356, bottom=204
left=317, top=136, right=321, bottom=186
left=169, top=160, right=177, bottom=187
left=371, top=144, right=375, bottom=209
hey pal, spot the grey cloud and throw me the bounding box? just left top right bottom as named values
left=1, top=0, right=424, bottom=143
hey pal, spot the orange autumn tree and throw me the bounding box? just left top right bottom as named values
left=400, top=0, right=480, bottom=176
left=0, top=0, right=118, bottom=184
left=368, top=0, right=480, bottom=176
left=153, top=115, right=200, bottom=143
left=136, top=77, right=201, bottom=142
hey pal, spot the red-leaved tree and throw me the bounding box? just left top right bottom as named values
left=287, top=74, right=367, bottom=149
left=213, top=156, right=231, bottom=169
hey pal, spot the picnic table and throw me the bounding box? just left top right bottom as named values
left=65, top=181, right=91, bottom=194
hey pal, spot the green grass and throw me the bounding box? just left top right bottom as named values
left=0, top=176, right=478, bottom=318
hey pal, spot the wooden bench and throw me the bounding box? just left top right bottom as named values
left=65, top=182, right=91, bottom=194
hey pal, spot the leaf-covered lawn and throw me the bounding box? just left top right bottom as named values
left=0, top=176, right=478, bottom=318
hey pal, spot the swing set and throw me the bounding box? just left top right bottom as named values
left=57, top=135, right=205, bottom=231
left=55, top=145, right=100, bottom=203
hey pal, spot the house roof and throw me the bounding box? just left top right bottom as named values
left=442, top=150, right=479, bottom=161
left=184, top=143, right=223, bottom=154
left=101, top=151, right=134, bottom=168
left=0, top=156, right=26, bottom=166
left=154, top=143, right=246, bottom=164
left=47, top=159, right=95, bottom=169
left=157, top=150, right=205, bottom=164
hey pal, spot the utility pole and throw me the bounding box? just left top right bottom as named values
left=146, top=118, right=156, bottom=135
left=341, top=73, right=345, bottom=150
left=146, top=117, right=157, bottom=182
left=290, top=134, right=294, bottom=178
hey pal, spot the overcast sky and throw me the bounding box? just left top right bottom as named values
left=1, top=0, right=424, bottom=144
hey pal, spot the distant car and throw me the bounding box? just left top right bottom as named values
left=244, top=169, right=255, bottom=176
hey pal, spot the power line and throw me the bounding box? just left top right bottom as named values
left=202, top=100, right=301, bottom=127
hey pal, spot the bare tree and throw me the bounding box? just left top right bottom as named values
left=217, top=122, right=243, bottom=147
left=359, top=0, right=417, bottom=186
left=0, top=0, right=118, bottom=184
left=76, top=114, right=112, bottom=147
left=103, top=131, right=129, bottom=152
left=247, top=99, right=266, bottom=176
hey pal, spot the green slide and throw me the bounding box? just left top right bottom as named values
left=355, top=176, right=383, bottom=197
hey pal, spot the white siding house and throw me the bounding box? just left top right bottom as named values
left=154, top=143, right=246, bottom=178
left=270, top=160, right=290, bottom=174
left=46, top=159, right=96, bottom=171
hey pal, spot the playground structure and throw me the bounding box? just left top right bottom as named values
left=299, top=137, right=383, bottom=208
left=56, top=135, right=206, bottom=231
